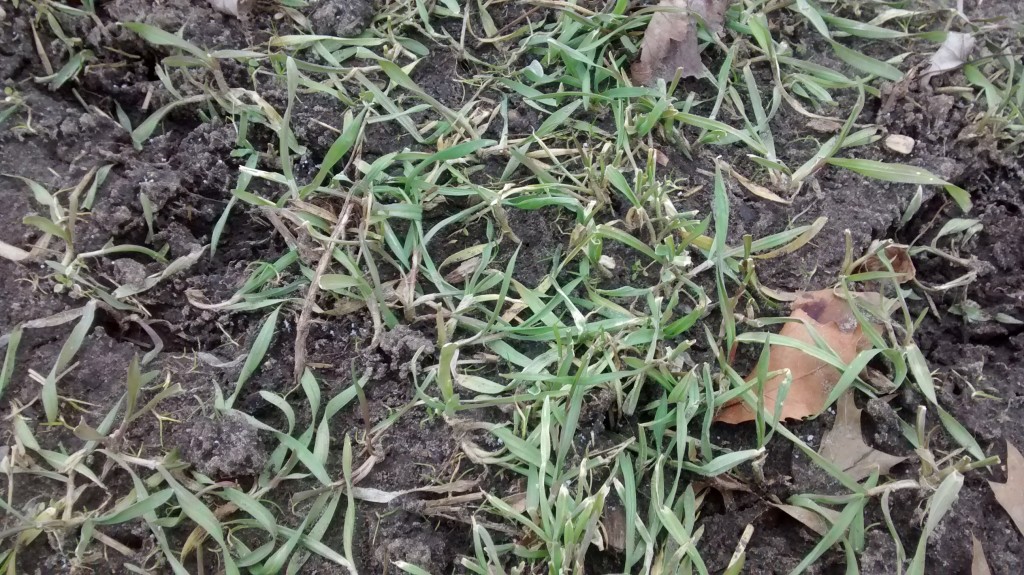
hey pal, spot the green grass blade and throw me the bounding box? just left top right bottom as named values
left=227, top=307, right=280, bottom=409
left=44, top=300, right=96, bottom=422
left=1, top=325, right=22, bottom=400
left=827, top=158, right=970, bottom=211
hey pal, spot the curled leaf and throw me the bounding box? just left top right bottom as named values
left=716, top=290, right=879, bottom=423
left=853, top=243, right=916, bottom=283
left=631, top=0, right=731, bottom=84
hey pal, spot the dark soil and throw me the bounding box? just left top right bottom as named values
left=1, top=0, right=1023, bottom=574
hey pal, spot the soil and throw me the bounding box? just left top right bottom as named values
left=1, top=1, right=1023, bottom=574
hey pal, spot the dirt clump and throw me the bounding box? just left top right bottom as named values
left=361, top=324, right=435, bottom=380
left=309, top=0, right=376, bottom=37
left=175, top=412, right=269, bottom=479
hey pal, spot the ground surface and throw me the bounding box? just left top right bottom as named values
left=1, top=0, right=1023, bottom=574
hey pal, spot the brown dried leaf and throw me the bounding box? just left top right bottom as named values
left=729, top=165, right=791, bottom=205
left=693, top=474, right=752, bottom=511
left=855, top=244, right=916, bottom=283
left=631, top=0, right=732, bottom=84
left=444, top=256, right=482, bottom=284
left=972, top=535, right=992, bottom=575
left=602, top=505, right=627, bottom=551
left=818, top=392, right=907, bottom=480
left=716, top=290, right=876, bottom=424
left=772, top=503, right=840, bottom=536
left=806, top=118, right=844, bottom=133
left=989, top=442, right=1024, bottom=537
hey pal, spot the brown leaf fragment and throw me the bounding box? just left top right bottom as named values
left=631, top=0, right=732, bottom=84
left=602, top=505, right=627, bottom=551
left=854, top=243, right=916, bottom=284
left=716, top=290, right=879, bottom=424
left=444, top=256, right=482, bottom=284
left=693, top=474, right=752, bottom=510
left=806, top=118, right=844, bottom=133
left=818, top=392, right=907, bottom=481
left=989, top=442, right=1024, bottom=537
left=972, top=534, right=992, bottom=575
left=729, top=165, right=791, bottom=204
left=772, top=503, right=840, bottom=536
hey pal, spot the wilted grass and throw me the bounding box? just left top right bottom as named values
left=0, top=0, right=1009, bottom=573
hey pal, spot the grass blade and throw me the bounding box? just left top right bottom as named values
left=227, top=307, right=280, bottom=409
left=827, top=158, right=970, bottom=211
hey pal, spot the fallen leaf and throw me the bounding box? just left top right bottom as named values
left=854, top=244, right=916, bottom=283
left=504, top=491, right=528, bottom=513
left=444, top=256, right=481, bottom=283
left=602, top=505, right=627, bottom=551
left=806, top=118, right=844, bottom=133
left=924, top=32, right=975, bottom=78
left=631, top=0, right=732, bottom=84
left=693, top=473, right=752, bottom=510
left=772, top=503, right=840, bottom=536
left=989, top=442, right=1024, bottom=537
left=0, top=239, right=31, bottom=262
left=654, top=148, right=670, bottom=166
left=716, top=290, right=879, bottom=424
left=818, top=392, right=907, bottom=481
left=972, top=534, right=992, bottom=575
left=728, top=164, right=791, bottom=204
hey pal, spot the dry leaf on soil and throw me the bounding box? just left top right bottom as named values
left=818, top=392, right=907, bottom=481
left=0, top=239, right=32, bottom=262
left=772, top=503, right=840, bottom=536
left=924, top=32, right=975, bottom=79
left=631, top=0, right=732, bottom=84
left=989, top=442, right=1024, bottom=537
left=854, top=244, right=916, bottom=283
left=972, top=534, right=992, bottom=575
left=602, top=505, right=628, bottom=551
left=716, top=290, right=880, bottom=424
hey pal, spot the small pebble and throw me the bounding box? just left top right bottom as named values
left=884, top=134, right=916, bottom=155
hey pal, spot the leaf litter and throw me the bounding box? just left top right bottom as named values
left=631, top=0, right=732, bottom=84
left=818, top=392, right=907, bottom=481
left=988, top=442, right=1024, bottom=537
left=716, top=289, right=882, bottom=424
left=853, top=243, right=916, bottom=284
left=972, top=534, right=992, bottom=575
left=923, top=31, right=975, bottom=80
